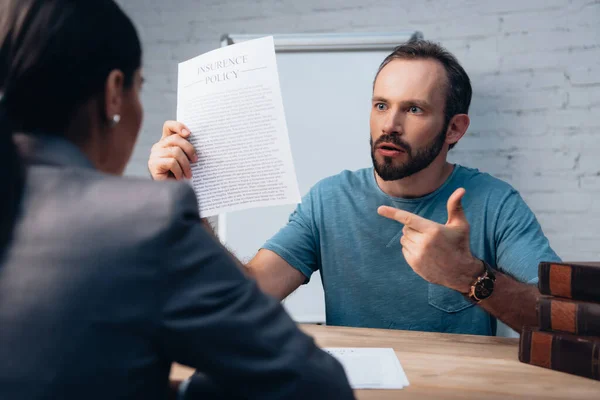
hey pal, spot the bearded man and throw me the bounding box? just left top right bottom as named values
left=148, top=40, right=560, bottom=336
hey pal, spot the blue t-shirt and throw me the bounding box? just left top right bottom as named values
left=263, top=165, right=560, bottom=335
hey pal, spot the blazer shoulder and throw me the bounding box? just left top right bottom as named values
left=71, top=171, right=200, bottom=240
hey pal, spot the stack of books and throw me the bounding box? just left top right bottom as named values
left=519, top=261, right=600, bottom=381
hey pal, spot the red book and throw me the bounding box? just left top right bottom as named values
left=538, top=262, right=600, bottom=302
left=519, top=327, right=600, bottom=381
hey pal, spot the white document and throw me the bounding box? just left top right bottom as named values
left=324, top=348, right=410, bottom=389
left=177, top=36, right=301, bottom=217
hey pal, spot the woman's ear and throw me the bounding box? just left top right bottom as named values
left=104, top=69, right=125, bottom=125
left=445, top=114, right=470, bottom=147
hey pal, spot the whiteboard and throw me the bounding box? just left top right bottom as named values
left=218, top=32, right=422, bottom=323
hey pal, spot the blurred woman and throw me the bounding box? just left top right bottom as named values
left=0, top=1, right=352, bottom=399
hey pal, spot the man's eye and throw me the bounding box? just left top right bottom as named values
left=409, top=106, right=422, bottom=113
left=376, top=103, right=387, bottom=111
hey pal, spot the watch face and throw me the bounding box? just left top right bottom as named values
left=475, top=277, right=495, bottom=300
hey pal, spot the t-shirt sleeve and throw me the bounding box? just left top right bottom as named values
left=262, top=190, right=320, bottom=283
left=494, top=190, right=561, bottom=284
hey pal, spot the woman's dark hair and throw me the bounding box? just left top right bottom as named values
left=0, top=0, right=142, bottom=256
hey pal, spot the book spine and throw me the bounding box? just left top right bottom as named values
left=519, top=328, right=600, bottom=380
left=538, top=262, right=600, bottom=302
left=538, top=297, right=600, bottom=336
left=538, top=262, right=572, bottom=298
left=518, top=328, right=533, bottom=364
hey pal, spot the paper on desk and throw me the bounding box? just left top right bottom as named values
left=177, top=36, right=301, bottom=217
left=324, top=348, right=409, bottom=389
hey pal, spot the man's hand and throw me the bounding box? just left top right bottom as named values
left=148, top=121, right=198, bottom=181
left=377, top=188, right=482, bottom=293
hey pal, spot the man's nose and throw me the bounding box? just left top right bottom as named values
left=381, top=109, right=404, bottom=135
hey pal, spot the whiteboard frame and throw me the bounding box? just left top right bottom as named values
left=221, top=31, right=423, bottom=52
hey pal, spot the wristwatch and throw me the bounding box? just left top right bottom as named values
left=468, top=259, right=496, bottom=303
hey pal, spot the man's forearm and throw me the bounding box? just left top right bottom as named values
left=199, top=217, right=256, bottom=279
left=478, top=271, right=539, bottom=333
left=197, top=219, right=301, bottom=299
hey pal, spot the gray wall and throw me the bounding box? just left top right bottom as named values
left=117, top=0, right=600, bottom=261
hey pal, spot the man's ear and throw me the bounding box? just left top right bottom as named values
left=445, top=114, right=470, bottom=146
left=104, top=69, right=125, bottom=124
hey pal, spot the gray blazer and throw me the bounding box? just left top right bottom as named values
left=0, top=133, right=353, bottom=400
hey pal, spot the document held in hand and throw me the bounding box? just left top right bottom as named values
left=324, top=348, right=410, bottom=389
left=177, top=36, right=301, bottom=217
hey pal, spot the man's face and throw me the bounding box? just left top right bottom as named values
left=370, top=58, right=449, bottom=181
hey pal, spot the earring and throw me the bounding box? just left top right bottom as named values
left=111, top=114, right=121, bottom=127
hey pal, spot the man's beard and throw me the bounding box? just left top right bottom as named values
left=370, top=125, right=447, bottom=181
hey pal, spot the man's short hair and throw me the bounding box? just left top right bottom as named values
left=375, top=40, right=472, bottom=150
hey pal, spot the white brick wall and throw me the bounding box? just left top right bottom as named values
left=117, top=0, right=600, bottom=261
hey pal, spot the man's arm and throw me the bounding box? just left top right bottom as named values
left=197, top=220, right=304, bottom=301
left=245, top=249, right=305, bottom=300
left=477, top=270, right=538, bottom=332
left=425, top=254, right=540, bottom=332
left=377, top=188, right=544, bottom=333
left=243, top=191, right=321, bottom=300
left=196, top=215, right=304, bottom=301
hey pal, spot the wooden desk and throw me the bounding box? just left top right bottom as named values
left=171, top=324, right=600, bottom=399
